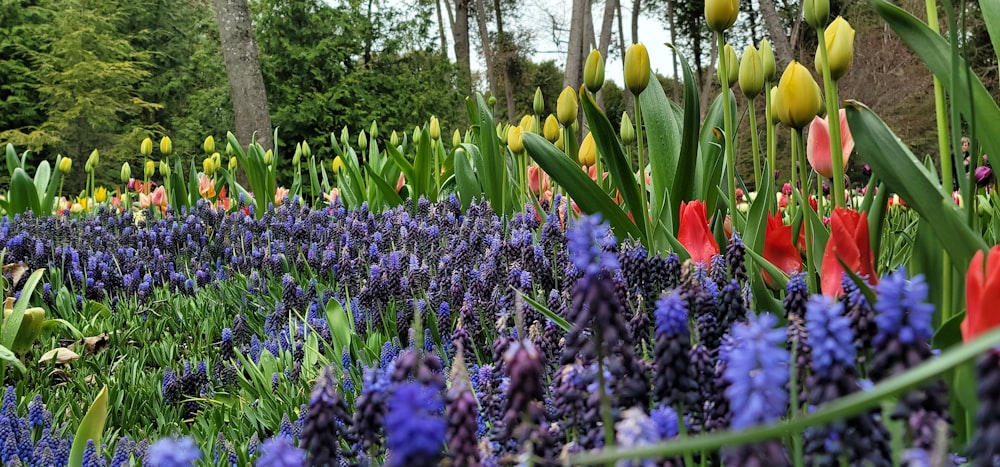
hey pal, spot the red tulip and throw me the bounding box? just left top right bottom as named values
left=962, top=246, right=1000, bottom=343
left=762, top=213, right=802, bottom=289
left=821, top=207, right=878, bottom=296
left=678, top=200, right=719, bottom=265
left=807, top=109, right=854, bottom=179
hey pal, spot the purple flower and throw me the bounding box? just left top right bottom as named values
left=255, top=436, right=305, bottom=467
left=805, top=295, right=855, bottom=378
left=385, top=382, right=446, bottom=467
left=146, top=436, right=201, bottom=467
left=721, top=313, right=789, bottom=429
left=654, top=290, right=689, bottom=337
left=566, top=215, right=619, bottom=276
left=874, top=268, right=935, bottom=346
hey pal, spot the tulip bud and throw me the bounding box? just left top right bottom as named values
left=121, top=162, right=131, bottom=184
left=556, top=86, right=578, bottom=126
left=543, top=115, right=560, bottom=142
left=718, top=44, right=739, bottom=88
left=533, top=87, right=544, bottom=115
left=140, top=138, right=153, bottom=157
left=578, top=133, right=597, bottom=166
left=498, top=123, right=509, bottom=144
left=804, top=0, right=830, bottom=29
left=760, top=39, right=777, bottom=82
left=705, top=0, right=739, bottom=33
left=507, top=126, right=524, bottom=153
left=624, top=44, right=651, bottom=95
left=212, top=152, right=221, bottom=172
left=519, top=115, right=535, bottom=134
left=769, top=87, right=781, bottom=122
left=620, top=112, right=635, bottom=145
left=88, top=148, right=100, bottom=167
left=358, top=130, right=368, bottom=150
left=739, top=45, right=764, bottom=98
left=429, top=116, right=441, bottom=140
left=452, top=129, right=462, bottom=148
left=58, top=157, right=72, bottom=174
left=776, top=61, right=822, bottom=129
left=390, top=130, right=400, bottom=147
left=160, top=136, right=172, bottom=156
left=584, top=50, right=605, bottom=93
left=229, top=156, right=238, bottom=172
left=370, top=120, right=379, bottom=138
left=815, top=16, right=856, bottom=81
left=144, top=160, right=155, bottom=179
left=555, top=131, right=565, bottom=151
left=159, top=160, right=171, bottom=177
left=4, top=307, right=45, bottom=354
left=203, top=135, right=215, bottom=155
left=301, top=140, right=311, bottom=159
left=263, top=149, right=273, bottom=166
left=332, top=156, right=345, bottom=173
left=293, top=143, right=302, bottom=167
left=203, top=157, right=216, bottom=175
left=225, top=141, right=234, bottom=156
left=487, top=95, right=497, bottom=108
left=412, top=125, right=421, bottom=144
left=340, top=127, right=350, bottom=147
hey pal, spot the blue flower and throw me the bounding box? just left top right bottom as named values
left=874, top=268, right=935, bottom=346
left=805, top=295, right=855, bottom=378
left=566, top=215, right=619, bottom=276
left=254, top=436, right=305, bottom=467
left=654, top=290, right=689, bottom=337
left=385, top=382, right=446, bottom=467
left=146, top=436, right=201, bottom=467
left=650, top=405, right=680, bottom=439
left=721, top=313, right=789, bottom=429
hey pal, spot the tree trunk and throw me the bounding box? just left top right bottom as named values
left=758, top=0, right=793, bottom=70
left=473, top=0, right=499, bottom=100
left=435, top=0, right=448, bottom=57
left=564, top=0, right=587, bottom=89
left=631, top=0, right=640, bottom=44
left=493, top=0, right=516, bottom=120
left=617, top=0, right=633, bottom=114
left=212, top=0, right=273, bottom=150
left=699, top=38, right=718, bottom=112
left=598, top=0, right=617, bottom=57
left=448, top=0, right=472, bottom=95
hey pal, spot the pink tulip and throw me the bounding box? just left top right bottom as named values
left=527, top=163, right=549, bottom=196
left=150, top=186, right=168, bottom=208
left=806, top=109, right=854, bottom=179
left=198, top=174, right=216, bottom=199
left=274, top=187, right=290, bottom=206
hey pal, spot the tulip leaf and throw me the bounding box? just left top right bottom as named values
left=744, top=247, right=789, bottom=291
left=697, top=94, right=732, bottom=217
left=668, top=43, right=703, bottom=209
left=9, top=168, right=41, bottom=216
left=368, top=172, right=405, bottom=208
left=515, top=289, right=570, bottom=332
left=469, top=94, right=504, bottom=212
left=454, top=146, right=482, bottom=211
left=639, top=69, right=682, bottom=235
left=870, top=0, right=1000, bottom=169
left=33, top=161, right=50, bottom=201
left=68, top=385, right=109, bottom=467
left=745, top=162, right=784, bottom=314
left=977, top=0, right=1000, bottom=83
left=412, top=127, right=433, bottom=200
left=907, top=216, right=945, bottom=317
left=522, top=133, right=641, bottom=240
left=41, top=158, right=64, bottom=215
left=2, top=269, right=44, bottom=351
left=580, top=90, right=647, bottom=238
left=846, top=101, right=987, bottom=265
left=0, top=345, right=25, bottom=375
left=5, top=144, right=20, bottom=176
left=385, top=143, right=415, bottom=184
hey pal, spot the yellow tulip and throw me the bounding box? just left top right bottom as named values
left=719, top=44, right=739, bottom=88
left=140, top=138, right=153, bottom=157
left=507, top=126, right=525, bottom=154
left=543, top=115, right=560, bottom=143
left=776, top=61, right=822, bottom=130
left=623, top=44, right=651, bottom=95
left=159, top=160, right=171, bottom=177
left=94, top=186, right=107, bottom=203
left=58, top=157, right=72, bottom=174
left=705, top=0, right=739, bottom=33
left=121, top=162, right=131, bottom=183
left=263, top=149, right=273, bottom=165
left=770, top=87, right=781, bottom=122
left=203, top=135, right=215, bottom=155
left=332, top=156, right=345, bottom=173
left=620, top=112, right=635, bottom=145
left=815, top=16, right=856, bottom=81
left=556, top=86, right=578, bottom=126
left=159, top=136, right=172, bottom=156
left=584, top=50, right=605, bottom=93
left=144, top=160, right=156, bottom=179
left=519, top=115, right=536, bottom=134
left=203, top=157, right=216, bottom=175
left=804, top=0, right=830, bottom=29
left=760, top=39, right=777, bottom=82
left=229, top=156, right=238, bottom=172
left=3, top=306, right=45, bottom=354
left=739, top=45, right=764, bottom=98
left=579, top=133, right=597, bottom=166
left=429, top=116, right=441, bottom=140
left=533, top=87, right=544, bottom=115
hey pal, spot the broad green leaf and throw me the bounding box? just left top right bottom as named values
left=33, top=161, right=50, bottom=201
left=412, top=127, right=433, bottom=200
left=580, top=91, right=647, bottom=237
left=2, top=269, right=44, bottom=350
left=639, top=69, right=682, bottom=235
left=454, top=146, right=481, bottom=211
left=697, top=95, right=731, bottom=216
left=41, top=159, right=64, bottom=215
left=522, top=133, right=641, bottom=240
left=668, top=43, right=703, bottom=209
left=368, top=172, right=405, bottom=208
left=471, top=94, right=504, bottom=212
left=0, top=345, right=25, bottom=374
left=9, top=168, right=41, bottom=216
left=69, top=385, right=109, bottom=467
left=846, top=102, right=987, bottom=265
left=385, top=143, right=415, bottom=183
left=6, top=144, right=20, bottom=177
left=976, top=0, right=1000, bottom=83
left=325, top=298, right=352, bottom=359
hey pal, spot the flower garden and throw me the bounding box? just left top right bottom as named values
left=1, top=0, right=1000, bottom=466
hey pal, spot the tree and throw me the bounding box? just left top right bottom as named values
left=213, top=0, right=273, bottom=150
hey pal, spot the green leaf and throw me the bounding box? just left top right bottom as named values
left=68, top=385, right=109, bottom=467
left=41, top=158, right=64, bottom=215
left=516, top=289, right=570, bottom=332
left=368, top=172, right=405, bottom=208
left=580, top=91, right=647, bottom=237
left=522, top=133, right=641, bottom=240
left=2, top=269, right=44, bottom=350
left=697, top=95, right=731, bottom=216
left=668, top=43, right=703, bottom=208
left=413, top=127, right=433, bottom=200
left=470, top=94, right=504, bottom=211
left=385, top=143, right=415, bottom=183
left=324, top=298, right=352, bottom=360
left=571, top=325, right=1000, bottom=464
left=0, top=345, right=25, bottom=375
left=33, top=161, right=50, bottom=201
left=453, top=146, right=482, bottom=211
left=6, top=144, right=20, bottom=177
left=846, top=102, right=987, bottom=265
left=983, top=0, right=1000, bottom=68
left=639, top=69, right=682, bottom=234
left=9, top=168, right=41, bottom=216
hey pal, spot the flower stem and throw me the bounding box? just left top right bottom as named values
left=815, top=26, right=846, bottom=208
left=597, top=356, right=615, bottom=453
left=795, top=129, right=818, bottom=293
left=748, top=97, right=762, bottom=195
left=926, top=0, right=954, bottom=324
left=634, top=94, right=652, bottom=250
left=717, top=32, right=739, bottom=234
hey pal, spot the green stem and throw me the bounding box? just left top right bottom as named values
left=765, top=82, right=776, bottom=180
left=748, top=97, right=762, bottom=194
left=795, top=130, right=817, bottom=293
left=597, top=357, right=615, bottom=457
left=789, top=128, right=798, bottom=216
left=718, top=33, right=739, bottom=234
left=815, top=26, right=846, bottom=208
left=634, top=95, right=652, bottom=250
left=789, top=341, right=803, bottom=467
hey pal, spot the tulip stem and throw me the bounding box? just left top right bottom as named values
left=816, top=26, right=846, bottom=208
left=634, top=94, right=652, bottom=250
left=748, top=97, right=762, bottom=195
left=765, top=81, right=777, bottom=212
left=718, top=32, right=739, bottom=235
left=795, top=129, right=818, bottom=293
left=789, top=128, right=798, bottom=215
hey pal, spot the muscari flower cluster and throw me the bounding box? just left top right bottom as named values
left=1, top=198, right=988, bottom=465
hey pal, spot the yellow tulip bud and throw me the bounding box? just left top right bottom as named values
left=144, top=160, right=155, bottom=179
left=760, top=39, right=777, bottom=82
left=95, top=186, right=107, bottom=203
left=507, top=126, right=524, bottom=154
left=739, top=45, right=764, bottom=98
left=332, top=156, right=345, bottom=174
left=121, top=162, right=131, bottom=183
left=225, top=141, right=234, bottom=156
left=203, top=135, right=215, bottom=155
left=140, top=138, right=153, bottom=157
left=412, top=125, right=421, bottom=144
left=543, top=115, right=560, bottom=142
left=358, top=130, right=368, bottom=150
left=58, top=157, right=72, bottom=174
left=159, top=160, right=171, bottom=177
left=705, top=0, right=739, bottom=33
left=212, top=153, right=221, bottom=172
left=498, top=123, right=509, bottom=144
left=452, top=129, right=462, bottom=148
left=584, top=50, right=605, bottom=93
left=4, top=306, right=45, bottom=354
left=578, top=133, right=597, bottom=166
left=556, top=86, right=578, bottom=126
left=815, top=16, right=856, bottom=81
left=519, top=115, right=535, bottom=134
left=533, top=87, right=544, bottom=115
left=555, top=131, right=565, bottom=151
left=776, top=61, right=822, bottom=129
left=203, top=157, right=216, bottom=175
left=719, top=44, right=739, bottom=88
left=159, top=136, right=172, bottom=156
left=623, top=44, right=651, bottom=95
left=804, top=0, right=830, bottom=29
left=620, top=112, right=635, bottom=145
left=263, top=149, right=273, bottom=166
left=429, top=116, right=441, bottom=140
left=390, top=130, right=400, bottom=147
left=87, top=148, right=99, bottom=168
left=770, top=87, right=781, bottom=122
left=369, top=120, right=379, bottom=138
left=229, top=156, right=238, bottom=172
